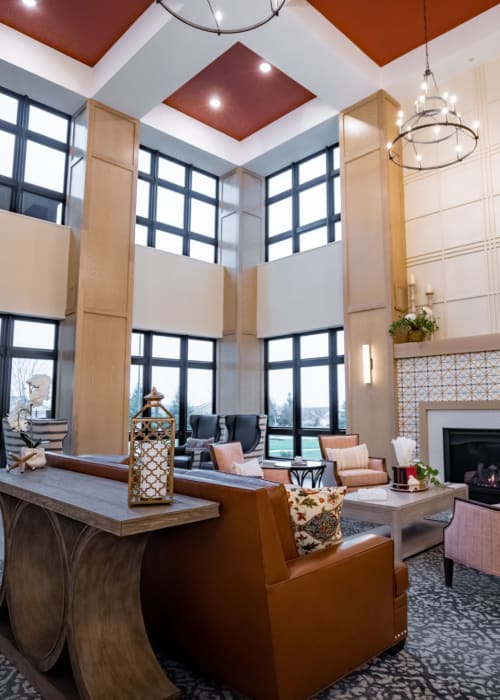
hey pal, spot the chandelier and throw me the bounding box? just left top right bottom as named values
left=156, top=0, right=287, bottom=35
left=387, top=0, right=479, bottom=171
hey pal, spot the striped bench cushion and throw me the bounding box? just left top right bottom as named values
left=2, top=418, right=69, bottom=468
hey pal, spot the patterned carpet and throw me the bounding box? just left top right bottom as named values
left=0, top=520, right=499, bottom=699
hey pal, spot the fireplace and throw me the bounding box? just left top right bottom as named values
left=443, top=428, right=500, bottom=504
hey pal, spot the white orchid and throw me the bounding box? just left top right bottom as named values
left=5, top=374, right=51, bottom=448
left=7, top=401, right=29, bottom=433
left=404, top=313, right=417, bottom=321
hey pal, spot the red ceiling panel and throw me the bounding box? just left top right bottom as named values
left=0, top=0, right=153, bottom=67
left=307, top=0, right=499, bottom=66
left=163, top=43, right=316, bottom=141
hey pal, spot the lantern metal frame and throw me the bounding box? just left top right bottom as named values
left=128, top=388, right=175, bottom=507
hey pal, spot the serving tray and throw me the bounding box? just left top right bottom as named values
left=390, top=481, right=428, bottom=493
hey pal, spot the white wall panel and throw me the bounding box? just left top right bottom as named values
left=133, top=245, right=224, bottom=337
left=442, top=201, right=485, bottom=248
left=257, top=243, right=343, bottom=338
left=0, top=210, right=70, bottom=318
left=485, top=56, right=500, bottom=101
left=440, top=160, right=483, bottom=210
left=445, top=297, right=491, bottom=337
left=406, top=212, right=442, bottom=257
left=444, top=252, right=488, bottom=300
left=404, top=174, right=441, bottom=220
left=486, top=99, right=500, bottom=147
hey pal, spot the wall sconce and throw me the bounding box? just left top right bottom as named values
left=362, top=344, right=373, bottom=384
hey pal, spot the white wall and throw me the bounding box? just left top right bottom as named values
left=257, top=242, right=344, bottom=338
left=0, top=210, right=70, bottom=318
left=132, top=244, right=224, bottom=337
left=403, top=55, right=500, bottom=338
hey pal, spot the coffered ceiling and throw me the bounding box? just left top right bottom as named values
left=1, top=0, right=499, bottom=173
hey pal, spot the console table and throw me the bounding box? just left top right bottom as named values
left=0, top=467, right=219, bottom=699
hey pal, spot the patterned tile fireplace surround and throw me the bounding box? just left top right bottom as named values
left=394, top=335, right=500, bottom=481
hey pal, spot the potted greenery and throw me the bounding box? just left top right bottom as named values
left=412, top=460, right=440, bottom=487
left=389, top=306, right=439, bottom=343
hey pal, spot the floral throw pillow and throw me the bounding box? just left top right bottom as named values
left=285, top=485, right=347, bottom=555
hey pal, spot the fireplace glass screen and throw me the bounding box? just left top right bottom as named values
left=443, top=428, right=500, bottom=503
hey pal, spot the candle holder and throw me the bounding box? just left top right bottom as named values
left=408, top=281, right=417, bottom=314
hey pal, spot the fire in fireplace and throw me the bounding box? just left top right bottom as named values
left=443, top=428, right=500, bottom=504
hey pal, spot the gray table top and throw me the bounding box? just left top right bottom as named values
left=0, top=466, right=219, bottom=537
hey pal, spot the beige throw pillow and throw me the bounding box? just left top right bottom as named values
left=231, top=458, right=263, bottom=477
left=325, top=443, right=369, bottom=471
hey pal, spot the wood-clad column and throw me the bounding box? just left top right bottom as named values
left=218, top=168, right=264, bottom=413
left=340, top=90, right=407, bottom=464
left=59, top=100, right=139, bottom=455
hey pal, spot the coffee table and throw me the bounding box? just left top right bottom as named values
left=342, top=483, right=468, bottom=560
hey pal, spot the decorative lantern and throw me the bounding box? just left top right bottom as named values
left=128, top=387, right=175, bottom=506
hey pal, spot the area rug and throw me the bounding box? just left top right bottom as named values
left=0, top=521, right=498, bottom=699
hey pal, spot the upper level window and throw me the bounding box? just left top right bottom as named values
left=135, top=147, right=219, bottom=263
left=265, top=144, right=341, bottom=261
left=0, top=86, right=70, bottom=224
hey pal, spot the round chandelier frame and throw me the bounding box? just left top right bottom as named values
left=156, top=0, right=287, bottom=35
left=387, top=0, right=479, bottom=171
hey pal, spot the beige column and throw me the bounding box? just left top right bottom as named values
left=58, top=100, right=139, bottom=455
left=218, top=168, right=264, bottom=413
left=340, top=90, right=407, bottom=464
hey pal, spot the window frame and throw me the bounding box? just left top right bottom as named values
left=130, top=330, right=217, bottom=444
left=0, top=85, right=70, bottom=223
left=265, top=144, right=341, bottom=261
left=135, top=147, right=219, bottom=262
left=0, top=314, right=59, bottom=467
left=264, top=328, right=345, bottom=460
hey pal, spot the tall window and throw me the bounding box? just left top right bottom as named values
left=130, top=331, right=216, bottom=444
left=265, top=329, right=345, bottom=461
left=265, top=144, right=341, bottom=261
left=135, top=147, right=219, bottom=263
left=0, top=86, right=70, bottom=224
left=0, top=315, right=58, bottom=466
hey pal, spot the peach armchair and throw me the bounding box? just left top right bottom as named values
left=319, top=433, right=388, bottom=492
left=209, top=442, right=291, bottom=484
left=443, top=497, right=500, bottom=586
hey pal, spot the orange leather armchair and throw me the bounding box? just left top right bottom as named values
left=319, top=433, right=388, bottom=492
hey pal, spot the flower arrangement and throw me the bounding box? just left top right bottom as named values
left=389, top=306, right=439, bottom=341
left=7, top=374, right=51, bottom=448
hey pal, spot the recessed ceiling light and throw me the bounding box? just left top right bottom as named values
left=209, top=96, right=221, bottom=109
left=22, top=0, right=37, bottom=7
left=259, top=62, right=272, bottom=74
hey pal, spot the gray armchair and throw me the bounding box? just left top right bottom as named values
left=174, top=414, right=226, bottom=469
left=224, top=414, right=267, bottom=463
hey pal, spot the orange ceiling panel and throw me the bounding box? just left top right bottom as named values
left=0, top=0, right=153, bottom=67
left=307, top=0, right=499, bottom=66
left=163, top=42, right=316, bottom=141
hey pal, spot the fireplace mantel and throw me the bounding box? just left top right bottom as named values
left=419, top=401, right=500, bottom=470
left=394, top=333, right=500, bottom=359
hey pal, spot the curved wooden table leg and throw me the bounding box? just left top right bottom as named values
left=0, top=494, right=23, bottom=608
left=7, top=502, right=69, bottom=671
left=69, top=527, right=179, bottom=700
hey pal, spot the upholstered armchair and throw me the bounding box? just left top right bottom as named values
left=318, top=433, right=388, bottom=492
left=174, top=414, right=225, bottom=469
left=443, top=497, right=500, bottom=586
left=210, top=441, right=291, bottom=483
left=224, top=414, right=267, bottom=462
